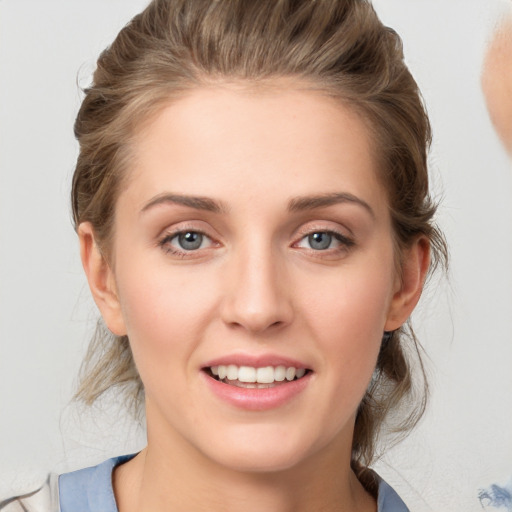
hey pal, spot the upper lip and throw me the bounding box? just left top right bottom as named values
left=202, top=353, right=310, bottom=370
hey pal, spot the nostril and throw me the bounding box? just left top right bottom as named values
left=224, top=313, right=288, bottom=334
left=219, top=268, right=294, bottom=332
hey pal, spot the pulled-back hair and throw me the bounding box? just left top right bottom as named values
left=72, top=0, right=447, bottom=486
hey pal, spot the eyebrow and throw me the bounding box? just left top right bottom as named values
left=140, top=191, right=374, bottom=217
left=288, top=192, right=375, bottom=218
left=140, top=193, right=229, bottom=214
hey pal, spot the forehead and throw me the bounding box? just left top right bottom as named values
left=123, top=84, right=385, bottom=213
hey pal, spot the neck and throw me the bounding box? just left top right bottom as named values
left=114, top=433, right=376, bottom=512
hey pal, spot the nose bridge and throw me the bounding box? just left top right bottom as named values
left=222, top=234, right=292, bottom=333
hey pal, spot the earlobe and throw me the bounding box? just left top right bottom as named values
left=78, top=222, right=127, bottom=336
left=384, top=236, right=430, bottom=332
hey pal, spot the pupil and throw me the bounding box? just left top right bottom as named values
left=309, top=232, right=331, bottom=250
left=179, top=232, right=202, bottom=250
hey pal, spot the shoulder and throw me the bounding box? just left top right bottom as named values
left=377, top=474, right=410, bottom=512
left=58, top=454, right=135, bottom=512
left=0, top=454, right=135, bottom=512
left=0, top=474, right=59, bottom=512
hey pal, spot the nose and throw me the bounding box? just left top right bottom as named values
left=220, top=243, right=294, bottom=334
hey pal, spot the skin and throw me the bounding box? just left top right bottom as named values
left=482, top=13, right=512, bottom=155
left=79, top=84, right=429, bottom=512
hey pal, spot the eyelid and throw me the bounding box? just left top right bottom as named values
left=293, top=221, right=354, bottom=242
left=157, top=222, right=221, bottom=257
left=295, top=230, right=354, bottom=248
left=166, top=231, right=212, bottom=248
left=156, top=219, right=218, bottom=243
left=291, top=223, right=356, bottom=256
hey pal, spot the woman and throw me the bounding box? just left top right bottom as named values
left=1, top=0, right=446, bottom=510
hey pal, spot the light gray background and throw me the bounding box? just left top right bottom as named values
left=1, top=1, right=511, bottom=510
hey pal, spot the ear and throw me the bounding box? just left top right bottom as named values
left=384, top=236, right=430, bottom=332
left=78, top=222, right=127, bottom=336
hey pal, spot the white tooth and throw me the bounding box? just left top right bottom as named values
left=227, top=364, right=238, bottom=380
left=211, top=366, right=219, bottom=376
left=296, top=368, right=306, bottom=379
left=238, top=366, right=256, bottom=383
left=256, top=366, right=275, bottom=384
left=218, top=365, right=227, bottom=379
left=285, top=367, right=296, bottom=381
left=274, top=366, right=286, bottom=382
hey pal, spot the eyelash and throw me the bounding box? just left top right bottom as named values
left=293, top=229, right=355, bottom=254
left=158, top=229, right=216, bottom=258
left=157, top=228, right=355, bottom=258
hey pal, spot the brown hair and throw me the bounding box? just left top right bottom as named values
left=72, top=0, right=447, bottom=486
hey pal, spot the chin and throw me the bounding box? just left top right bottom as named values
left=214, top=449, right=308, bottom=474
left=198, top=425, right=324, bottom=474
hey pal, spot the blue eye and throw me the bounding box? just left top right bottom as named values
left=160, top=230, right=213, bottom=254
left=307, top=232, right=333, bottom=250
left=296, top=230, right=354, bottom=252
left=176, top=231, right=204, bottom=250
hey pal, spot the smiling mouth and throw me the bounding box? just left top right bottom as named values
left=204, top=365, right=311, bottom=389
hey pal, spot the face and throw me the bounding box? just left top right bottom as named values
left=483, top=15, right=512, bottom=156
left=81, top=84, right=425, bottom=474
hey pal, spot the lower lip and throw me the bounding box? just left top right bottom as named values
left=202, top=372, right=312, bottom=411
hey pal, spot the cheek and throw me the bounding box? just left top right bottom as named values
left=299, top=258, right=395, bottom=382
left=302, top=265, right=394, bottom=340
left=112, top=256, right=220, bottom=374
